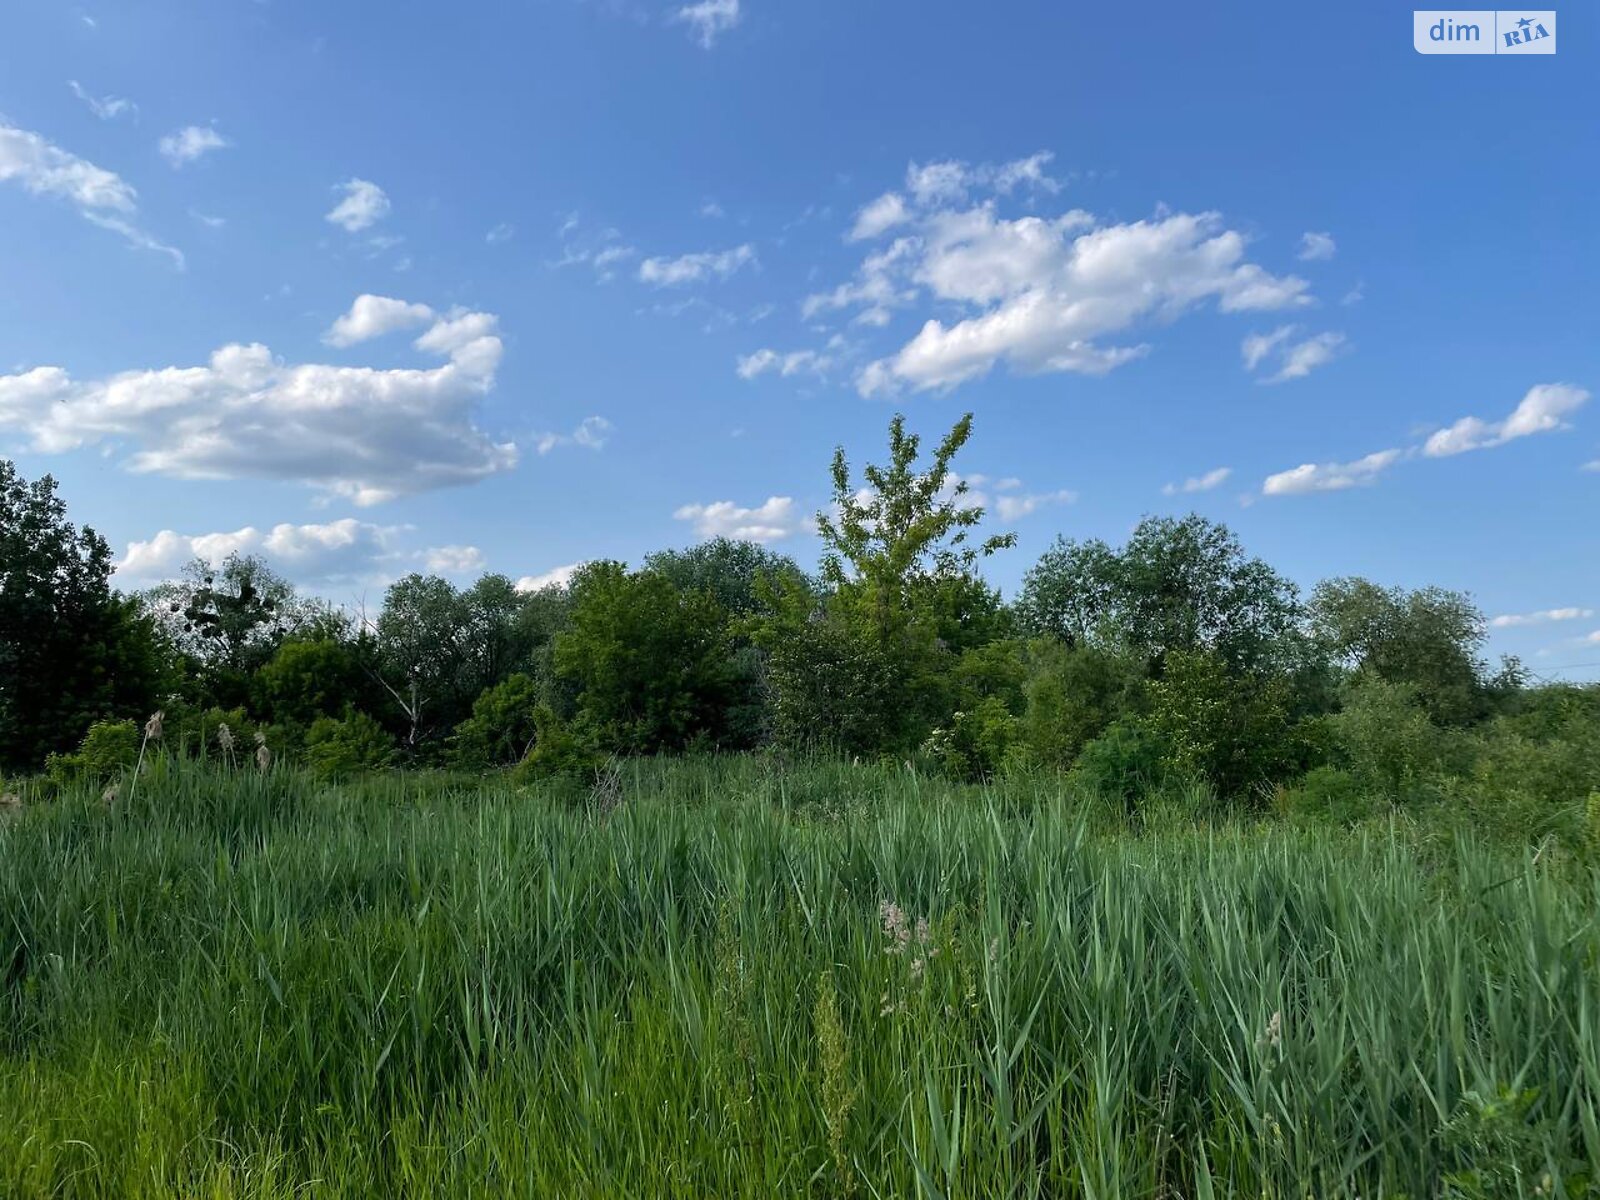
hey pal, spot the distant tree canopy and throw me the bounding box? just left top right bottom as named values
left=5, top=414, right=1583, bottom=816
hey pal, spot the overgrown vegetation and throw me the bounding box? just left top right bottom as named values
left=2, top=757, right=1598, bottom=1196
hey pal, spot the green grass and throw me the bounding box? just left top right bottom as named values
left=2, top=756, right=1597, bottom=1197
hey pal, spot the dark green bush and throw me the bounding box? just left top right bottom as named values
left=305, top=712, right=395, bottom=780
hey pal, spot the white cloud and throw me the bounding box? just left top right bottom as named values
left=0, top=120, right=181, bottom=266
left=847, top=207, right=1311, bottom=395
left=1585, top=630, right=1600, bottom=646
left=849, top=192, right=910, bottom=241
left=638, top=243, right=756, bottom=286
left=699, top=200, right=726, bottom=219
left=117, top=519, right=404, bottom=586
left=1489, top=607, right=1593, bottom=629
left=67, top=80, right=135, bottom=120
left=1249, top=329, right=1347, bottom=383
left=903, top=152, right=1060, bottom=207
left=0, top=300, right=516, bottom=505
left=1262, top=449, right=1403, bottom=496
left=673, top=0, right=741, bottom=47
left=736, top=348, right=830, bottom=379
left=674, top=496, right=805, bottom=543
left=159, top=125, right=229, bottom=168
left=1297, top=231, right=1337, bottom=261
left=322, top=294, right=435, bottom=347
left=1163, top=467, right=1232, bottom=495
left=421, top=545, right=487, bottom=574
left=1423, top=384, right=1590, bottom=458
left=1241, top=326, right=1295, bottom=371
left=803, top=236, right=919, bottom=325
left=326, top=178, right=390, bottom=233
left=995, top=488, right=1076, bottom=521
left=516, top=562, right=586, bottom=592
left=536, top=415, right=613, bottom=454
left=1584, top=459, right=1600, bottom=473
left=486, top=222, right=515, bottom=244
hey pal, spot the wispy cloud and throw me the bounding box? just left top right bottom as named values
left=638, top=243, right=756, bottom=286
left=1424, top=383, right=1590, bottom=457
left=1490, top=607, right=1593, bottom=629
left=1297, top=231, right=1336, bottom=261
left=159, top=124, right=229, bottom=168
left=67, top=80, right=136, bottom=120
left=673, top=0, right=741, bottom=47
left=326, top=178, right=390, bottom=232
left=1163, top=467, right=1232, bottom=495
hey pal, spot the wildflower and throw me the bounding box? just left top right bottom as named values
left=880, top=900, right=910, bottom=954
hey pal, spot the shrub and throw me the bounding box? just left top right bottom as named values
left=1280, top=766, right=1386, bottom=826
left=513, top=708, right=603, bottom=784
left=45, top=718, right=140, bottom=785
left=1070, top=717, right=1172, bottom=811
left=921, top=696, right=1021, bottom=782
left=305, top=712, right=394, bottom=779
left=1328, top=678, right=1449, bottom=801
left=450, top=673, right=541, bottom=769
left=1149, top=650, right=1305, bottom=800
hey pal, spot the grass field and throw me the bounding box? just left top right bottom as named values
left=2, top=757, right=1597, bottom=1197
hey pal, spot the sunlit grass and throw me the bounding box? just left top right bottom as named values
left=2, top=756, right=1596, bottom=1196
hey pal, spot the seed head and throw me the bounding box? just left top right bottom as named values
left=217, top=723, right=235, bottom=753
left=144, top=710, right=165, bottom=741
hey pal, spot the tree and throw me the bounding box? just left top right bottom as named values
left=450, top=673, right=542, bottom=768
left=1, top=462, right=168, bottom=770
left=1017, top=515, right=1304, bottom=672
left=555, top=561, right=734, bottom=753
left=645, top=538, right=811, bottom=616
left=1310, top=578, right=1490, bottom=725
left=255, top=636, right=372, bottom=730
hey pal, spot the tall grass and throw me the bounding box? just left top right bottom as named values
left=1, top=756, right=1596, bottom=1197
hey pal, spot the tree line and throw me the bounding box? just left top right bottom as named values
left=3, top=417, right=1596, bottom=833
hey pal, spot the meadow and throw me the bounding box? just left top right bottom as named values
left=3, top=756, right=1597, bottom=1198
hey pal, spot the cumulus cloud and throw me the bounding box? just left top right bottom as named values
left=116, top=520, right=486, bottom=586
left=1163, top=467, right=1232, bottom=496
left=638, top=243, right=756, bottom=286
left=1423, top=384, right=1590, bottom=458
left=67, top=80, right=136, bottom=120
left=1242, top=326, right=1346, bottom=383
left=0, top=120, right=181, bottom=266
left=1262, top=449, right=1404, bottom=496
left=536, top=415, right=613, bottom=454
left=844, top=206, right=1311, bottom=395
left=736, top=348, right=830, bottom=379
left=159, top=124, right=229, bottom=168
left=0, top=299, right=516, bottom=505
left=849, top=193, right=911, bottom=241
left=674, top=496, right=805, bottom=543
left=326, top=178, right=390, bottom=232
left=673, top=0, right=741, bottom=47
left=1489, top=607, right=1593, bottom=629
left=516, top=562, right=586, bottom=592
left=322, top=294, right=436, bottom=347
left=1297, top=231, right=1337, bottom=261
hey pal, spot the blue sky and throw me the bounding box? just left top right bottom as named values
left=1, top=0, right=1596, bottom=676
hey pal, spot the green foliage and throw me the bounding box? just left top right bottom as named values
left=556, top=562, right=734, bottom=753
left=1312, top=577, right=1491, bottom=725
left=1280, top=765, right=1386, bottom=825
left=1070, top=716, right=1173, bottom=809
left=1149, top=649, right=1305, bottom=800
left=451, top=673, right=541, bottom=768
left=256, top=636, right=370, bottom=729
left=1018, top=639, right=1146, bottom=769
left=1017, top=515, right=1304, bottom=671
left=44, top=718, right=141, bottom=785
left=511, top=707, right=602, bottom=782
left=305, top=711, right=395, bottom=779
left=645, top=538, right=812, bottom=616
left=759, top=604, right=902, bottom=756
left=921, top=695, right=1021, bottom=781
left=1, top=462, right=166, bottom=770
left=1328, top=677, right=1449, bottom=800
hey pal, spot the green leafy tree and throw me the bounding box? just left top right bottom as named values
left=1148, top=649, right=1304, bottom=800
left=555, top=562, right=734, bottom=753
left=1310, top=578, right=1491, bottom=725
left=305, top=711, right=396, bottom=779
left=1, top=462, right=168, bottom=770
left=645, top=538, right=812, bottom=616
left=1018, top=515, right=1304, bottom=672
left=255, top=636, right=371, bottom=731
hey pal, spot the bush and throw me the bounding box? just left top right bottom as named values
left=451, top=674, right=541, bottom=769
left=1070, top=717, right=1173, bottom=812
left=1149, top=650, right=1305, bottom=801
left=1280, top=766, right=1387, bottom=826
left=305, top=712, right=394, bottom=780
left=921, top=696, right=1021, bottom=782
left=1329, top=678, right=1449, bottom=801
left=512, top=708, right=603, bottom=784
left=44, top=718, right=140, bottom=785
